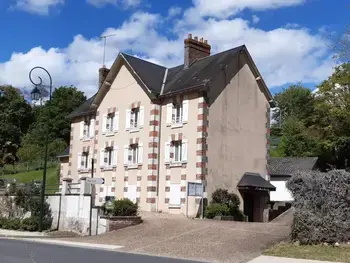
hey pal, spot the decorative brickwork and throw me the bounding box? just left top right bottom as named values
left=196, top=95, right=208, bottom=184
left=266, top=103, right=271, bottom=175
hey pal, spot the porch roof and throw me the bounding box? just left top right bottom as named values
left=238, top=172, right=276, bottom=191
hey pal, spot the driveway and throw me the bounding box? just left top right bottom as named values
left=63, top=211, right=292, bottom=263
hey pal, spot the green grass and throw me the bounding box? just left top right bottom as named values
left=265, top=242, right=350, bottom=263
left=0, top=167, right=59, bottom=194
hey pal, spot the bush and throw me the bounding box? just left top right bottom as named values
left=2, top=218, right=21, bottom=230
left=0, top=217, right=6, bottom=228
left=287, top=169, right=350, bottom=244
left=212, top=188, right=241, bottom=208
left=205, top=203, right=230, bottom=219
left=112, top=199, right=138, bottom=216
left=20, top=217, right=39, bottom=232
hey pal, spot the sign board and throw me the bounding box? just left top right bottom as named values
left=188, top=182, right=203, bottom=197
left=86, top=178, right=105, bottom=185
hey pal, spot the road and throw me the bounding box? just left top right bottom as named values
left=0, top=238, right=203, bottom=263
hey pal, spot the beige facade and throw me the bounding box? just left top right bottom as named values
left=59, top=156, right=69, bottom=179
left=64, top=37, right=273, bottom=221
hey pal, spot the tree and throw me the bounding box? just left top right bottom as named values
left=0, top=86, right=34, bottom=167
left=17, top=135, right=41, bottom=171
left=27, top=86, right=86, bottom=147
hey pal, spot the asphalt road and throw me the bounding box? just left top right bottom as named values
left=0, top=238, right=203, bottom=263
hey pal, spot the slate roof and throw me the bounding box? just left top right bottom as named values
left=57, top=147, right=69, bottom=158
left=268, top=157, right=318, bottom=177
left=68, top=44, right=270, bottom=118
left=238, top=172, right=276, bottom=191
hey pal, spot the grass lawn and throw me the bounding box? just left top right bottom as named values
left=265, top=242, right=350, bottom=263
left=0, top=167, right=59, bottom=193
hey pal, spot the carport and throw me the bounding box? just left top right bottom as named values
left=238, top=172, right=276, bottom=222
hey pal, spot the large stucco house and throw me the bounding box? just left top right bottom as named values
left=60, top=34, right=275, bottom=222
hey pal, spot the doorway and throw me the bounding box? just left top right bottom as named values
left=243, top=193, right=255, bottom=222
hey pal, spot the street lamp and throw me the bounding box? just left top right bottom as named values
left=29, top=66, right=52, bottom=232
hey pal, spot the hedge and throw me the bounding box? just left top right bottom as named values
left=0, top=217, right=39, bottom=231
left=287, top=169, right=350, bottom=244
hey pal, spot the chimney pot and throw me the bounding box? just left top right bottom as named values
left=184, top=34, right=211, bottom=68
left=204, top=40, right=208, bottom=44
left=194, top=36, right=198, bottom=41
left=188, top=33, right=192, bottom=39
left=200, top=37, right=204, bottom=42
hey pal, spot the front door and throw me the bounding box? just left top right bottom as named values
left=244, top=193, right=255, bottom=222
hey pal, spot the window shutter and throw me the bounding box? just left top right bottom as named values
left=113, top=111, right=119, bottom=132
left=125, top=109, right=131, bottom=130
left=89, top=119, right=95, bottom=139
left=182, top=139, right=188, bottom=162
left=88, top=156, right=92, bottom=169
left=139, top=106, right=144, bottom=128
left=124, top=145, right=129, bottom=166
left=100, top=149, right=105, bottom=167
left=77, top=152, right=82, bottom=169
left=113, top=145, right=118, bottom=166
left=166, top=103, right=172, bottom=126
left=80, top=121, right=84, bottom=139
left=164, top=141, right=170, bottom=163
left=182, top=99, right=189, bottom=123
left=102, top=114, right=107, bottom=134
left=138, top=142, right=143, bottom=164
left=170, top=184, right=181, bottom=205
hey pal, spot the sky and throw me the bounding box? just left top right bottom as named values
left=0, top=0, right=349, bottom=99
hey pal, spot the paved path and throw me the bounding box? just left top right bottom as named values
left=249, top=256, right=342, bottom=263
left=0, top=238, right=203, bottom=263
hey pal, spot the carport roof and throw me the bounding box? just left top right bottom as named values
left=238, top=172, right=276, bottom=191
left=268, top=157, right=318, bottom=177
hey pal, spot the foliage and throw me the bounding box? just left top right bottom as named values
left=111, top=198, right=138, bottom=216
left=205, top=203, right=230, bottom=219
left=20, top=217, right=40, bottom=231
left=287, top=169, right=350, bottom=244
left=206, top=189, right=244, bottom=221
left=0, top=218, right=21, bottom=230
left=0, top=217, right=40, bottom=232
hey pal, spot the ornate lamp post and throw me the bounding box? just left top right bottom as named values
left=29, top=66, right=52, bottom=232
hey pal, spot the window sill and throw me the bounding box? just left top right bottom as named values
left=102, top=166, right=116, bottom=171
left=125, top=164, right=142, bottom=170
left=170, top=162, right=182, bottom=167
left=169, top=204, right=181, bottom=209
left=129, top=127, right=141, bottom=133
left=105, top=131, right=117, bottom=137
left=81, top=137, right=92, bottom=142
left=78, top=169, right=90, bottom=174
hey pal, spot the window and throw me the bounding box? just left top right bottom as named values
left=172, top=103, right=183, bottom=124
left=106, top=114, right=114, bottom=132
left=83, top=121, right=90, bottom=138
left=80, top=152, right=89, bottom=170
left=104, top=147, right=113, bottom=166
left=173, top=141, right=182, bottom=162
left=130, top=108, right=139, bottom=128
left=129, top=144, right=139, bottom=165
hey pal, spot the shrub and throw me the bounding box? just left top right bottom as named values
left=208, top=189, right=244, bottom=220
left=205, top=203, right=230, bottom=219
left=212, top=188, right=241, bottom=208
left=0, top=217, right=6, bottom=228
left=21, top=217, right=39, bottom=232
left=2, top=218, right=21, bottom=230
left=112, top=199, right=138, bottom=216
left=287, top=169, right=350, bottom=244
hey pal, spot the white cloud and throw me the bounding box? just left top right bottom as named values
left=189, top=0, right=306, bottom=19
left=252, top=15, right=260, bottom=24
left=87, top=0, right=141, bottom=8
left=13, top=0, right=63, bottom=15
left=0, top=0, right=335, bottom=98
left=168, top=6, right=182, bottom=18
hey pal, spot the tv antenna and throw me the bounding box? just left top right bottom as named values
left=100, top=34, right=116, bottom=67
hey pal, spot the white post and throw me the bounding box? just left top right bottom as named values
left=61, top=178, right=72, bottom=196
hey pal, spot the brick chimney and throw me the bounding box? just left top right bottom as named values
left=184, top=33, right=211, bottom=68
left=99, top=67, right=110, bottom=88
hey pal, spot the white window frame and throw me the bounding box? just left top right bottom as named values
left=79, top=152, right=90, bottom=171
left=165, top=139, right=188, bottom=166
left=130, top=108, right=139, bottom=129
left=172, top=103, right=183, bottom=124
left=173, top=141, right=182, bottom=163
left=83, top=121, right=90, bottom=138
left=106, top=114, right=114, bottom=134
left=166, top=99, right=188, bottom=128
left=129, top=144, right=139, bottom=165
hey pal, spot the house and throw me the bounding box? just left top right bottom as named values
left=57, top=147, right=70, bottom=178
left=61, top=34, right=275, bottom=222
left=268, top=157, right=319, bottom=202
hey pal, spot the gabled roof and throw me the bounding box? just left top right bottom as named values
left=238, top=172, right=276, bottom=191
left=68, top=45, right=272, bottom=119
left=268, top=157, right=318, bottom=177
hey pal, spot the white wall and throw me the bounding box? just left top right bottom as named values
left=270, top=178, right=293, bottom=202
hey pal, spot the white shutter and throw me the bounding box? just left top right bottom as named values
left=87, top=156, right=92, bottom=169
left=139, top=106, right=144, bottom=128
left=89, top=119, right=95, bottom=139
left=128, top=185, right=137, bottom=203
left=165, top=141, right=170, bottom=163
left=102, top=114, right=107, bottom=134
left=170, top=184, right=181, bottom=205
left=113, top=111, right=119, bottom=132
left=182, top=99, right=189, bottom=123
left=77, top=152, right=82, bottom=169
left=182, top=139, right=188, bottom=162
left=125, top=109, right=131, bottom=130
left=100, top=149, right=105, bottom=167
left=166, top=103, right=172, bottom=126
left=80, top=121, right=84, bottom=139
left=124, top=145, right=129, bottom=166
left=138, top=142, right=143, bottom=164
left=113, top=145, right=118, bottom=166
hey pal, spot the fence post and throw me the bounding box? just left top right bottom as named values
left=62, top=178, right=72, bottom=195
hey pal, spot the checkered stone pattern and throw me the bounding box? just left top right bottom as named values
left=147, top=103, right=160, bottom=210
left=196, top=95, right=208, bottom=184
left=266, top=103, right=271, bottom=178
left=164, top=164, right=171, bottom=205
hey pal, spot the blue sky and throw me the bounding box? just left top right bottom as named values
left=0, top=0, right=349, bottom=98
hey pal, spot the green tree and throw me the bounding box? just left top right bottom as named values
left=0, top=86, right=34, bottom=167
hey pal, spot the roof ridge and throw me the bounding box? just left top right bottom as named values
left=120, top=52, right=167, bottom=69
